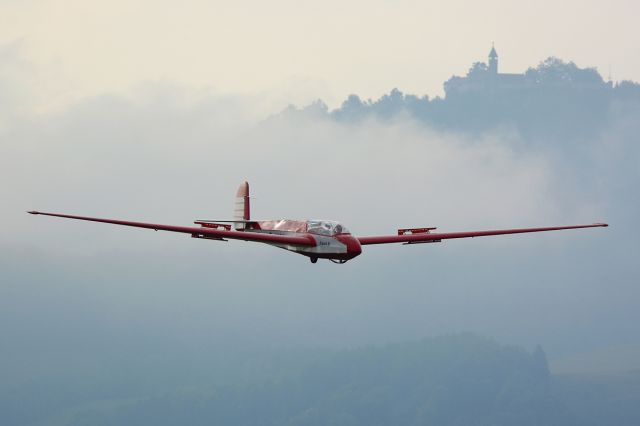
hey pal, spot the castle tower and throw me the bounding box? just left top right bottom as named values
left=488, top=44, right=498, bottom=74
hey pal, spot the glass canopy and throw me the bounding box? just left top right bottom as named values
left=306, top=220, right=350, bottom=236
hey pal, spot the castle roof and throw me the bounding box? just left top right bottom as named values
left=489, top=45, right=498, bottom=59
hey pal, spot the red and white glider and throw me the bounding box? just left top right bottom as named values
left=29, top=181, right=607, bottom=264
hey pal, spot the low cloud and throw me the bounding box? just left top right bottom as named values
left=0, top=60, right=636, bottom=373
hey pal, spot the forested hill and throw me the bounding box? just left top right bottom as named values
left=7, top=334, right=640, bottom=425
left=284, top=57, right=640, bottom=144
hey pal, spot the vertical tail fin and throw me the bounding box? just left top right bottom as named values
left=234, top=181, right=250, bottom=230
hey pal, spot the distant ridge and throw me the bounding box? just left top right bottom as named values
left=282, top=48, right=640, bottom=144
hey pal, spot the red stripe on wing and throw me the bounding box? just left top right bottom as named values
left=28, top=211, right=316, bottom=246
left=357, top=223, right=608, bottom=245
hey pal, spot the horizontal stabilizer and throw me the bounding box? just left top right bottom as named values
left=195, top=219, right=257, bottom=223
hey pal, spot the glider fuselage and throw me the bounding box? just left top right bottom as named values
left=233, top=219, right=362, bottom=263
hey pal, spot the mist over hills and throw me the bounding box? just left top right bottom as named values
left=286, top=55, right=640, bottom=147
left=2, top=48, right=639, bottom=425
left=4, top=334, right=638, bottom=425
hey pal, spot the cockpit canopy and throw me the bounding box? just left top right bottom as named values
left=256, top=219, right=350, bottom=236
left=307, top=220, right=350, bottom=236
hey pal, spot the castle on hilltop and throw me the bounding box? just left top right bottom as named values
left=444, top=45, right=527, bottom=96
left=322, top=44, right=637, bottom=138
left=485, top=45, right=527, bottom=85
left=443, top=44, right=610, bottom=98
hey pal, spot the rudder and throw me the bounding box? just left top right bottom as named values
left=234, top=181, right=250, bottom=229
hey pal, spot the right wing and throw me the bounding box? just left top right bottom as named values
left=28, top=211, right=316, bottom=246
left=357, top=223, right=608, bottom=245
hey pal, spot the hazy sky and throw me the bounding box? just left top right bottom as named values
left=1, top=84, right=632, bottom=361
left=1, top=0, right=639, bottom=110
left=1, top=0, right=638, bottom=380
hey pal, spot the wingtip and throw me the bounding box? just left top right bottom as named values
left=27, top=210, right=40, bottom=215
left=595, top=223, right=608, bottom=227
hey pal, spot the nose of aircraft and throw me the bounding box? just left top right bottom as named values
left=336, top=234, right=362, bottom=259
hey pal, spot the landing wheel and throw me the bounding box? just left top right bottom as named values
left=310, top=257, right=318, bottom=264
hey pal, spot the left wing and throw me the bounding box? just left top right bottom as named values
left=28, top=211, right=316, bottom=246
left=357, top=223, right=608, bottom=245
